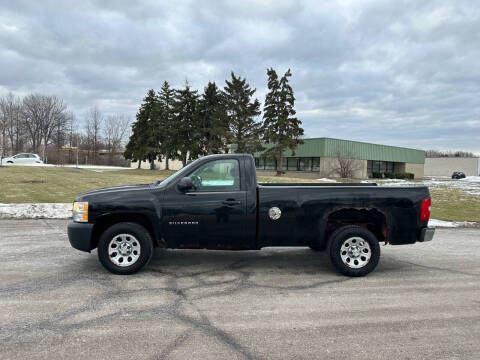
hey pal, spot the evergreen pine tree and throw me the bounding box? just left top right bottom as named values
left=263, top=68, right=304, bottom=175
left=222, top=72, right=263, bottom=154
left=197, top=82, right=228, bottom=155
left=123, top=120, right=143, bottom=168
left=157, top=81, right=176, bottom=169
left=173, top=82, right=201, bottom=166
left=124, top=89, right=160, bottom=169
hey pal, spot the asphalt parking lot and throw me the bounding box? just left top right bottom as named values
left=1, top=220, right=479, bottom=359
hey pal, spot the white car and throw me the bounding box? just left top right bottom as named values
left=2, top=153, right=44, bottom=165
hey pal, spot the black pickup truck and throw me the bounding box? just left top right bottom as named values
left=68, top=154, right=434, bottom=276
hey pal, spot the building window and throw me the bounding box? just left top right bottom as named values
left=255, top=158, right=268, bottom=170
left=287, top=157, right=298, bottom=171
left=255, top=157, right=321, bottom=172
left=367, top=160, right=395, bottom=177
left=298, top=158, right=311, bottom=171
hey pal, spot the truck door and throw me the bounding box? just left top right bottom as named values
left=163, top=158, right=250, bottom=249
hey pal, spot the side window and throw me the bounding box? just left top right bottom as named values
left=189, top=159, right=240, bottom=192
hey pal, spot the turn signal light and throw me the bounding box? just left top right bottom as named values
left=420, top=198, right=431, bottom=221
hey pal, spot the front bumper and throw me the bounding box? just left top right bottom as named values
left=419, top=227, right=435, bottom=242
left=67, top=221, right=95, bottom=252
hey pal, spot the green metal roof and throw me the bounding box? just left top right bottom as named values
left=254, top=137, right=425, bottom=164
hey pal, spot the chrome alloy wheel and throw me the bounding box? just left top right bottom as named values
left=340, top=236, right=371, bottom=268
left=108, top=234, right=141, bottom=267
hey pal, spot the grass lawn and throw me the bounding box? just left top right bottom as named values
left=0, top=166, right=325, bottom=203
left=1, top=166, right=479, bottom=222
left=0, top=167, right=174, bottom=203
left=429, top=188, right=480, bottom=222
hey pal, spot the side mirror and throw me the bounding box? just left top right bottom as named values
left=177, top=177, right=194, bottom=191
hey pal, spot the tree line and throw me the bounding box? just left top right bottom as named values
left=425, top=149, right=477, bottom=158
left=0, top=94, right=131, bottom=165
left=124, top=68, right=305, bottom=173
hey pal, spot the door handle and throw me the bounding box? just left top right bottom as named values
left=222, top=199, right=241, bottom=206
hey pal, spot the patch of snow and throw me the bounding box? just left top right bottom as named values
left=1, top=163, right=131, bottom=170
left=369, top=180, right=417, bottom=187
left=0, top=203, right=72, bottom=219
left=2, top=162, right=54, bottom=167
left=461, top=176, right=480, bottom=183
left=428, top=219, right=475, bottom=228
left=378, top=179, right=407, bottom=182
left=60, top=165, right=132, bottom=170
left=316, top=178, right=337, bottom=182
left=361, top=177, right=480, bottom=194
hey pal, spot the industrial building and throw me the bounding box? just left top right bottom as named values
left=131, top=137, right=426, bottom=179
left=253, top=137, right=425, bottom=179
left=425, top=157, right=480, bottom=177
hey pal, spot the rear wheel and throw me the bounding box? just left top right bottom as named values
left=97, top=222, right=153, bottom=275
left=328, top=225, right=380, bottom=277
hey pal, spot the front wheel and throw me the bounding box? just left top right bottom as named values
left=97, top=222, right=153, bottom=275
left=328, top=225, right=380, bottom=277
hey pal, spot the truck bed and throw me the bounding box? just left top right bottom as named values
left=257, top=184, right=430, bottom=248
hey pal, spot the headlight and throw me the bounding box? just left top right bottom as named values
left=72, top=202, right=88, bottom=222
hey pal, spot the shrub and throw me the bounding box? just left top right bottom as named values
left=384, top=172, right=395, bottom=179
left=393, top=172, right=414, bottom=180
left=371, top=172, right=383, bottom=178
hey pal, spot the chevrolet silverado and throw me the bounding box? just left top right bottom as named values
left=68, top=154, right=435, bottom=276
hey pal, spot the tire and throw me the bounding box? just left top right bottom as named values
left=328, top=225, right=380, bottom=277
left=97, top=222, right=153, bottom=275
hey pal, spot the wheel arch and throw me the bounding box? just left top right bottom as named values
left=91, top=213, right=161, bottom=249
left=318, top=207, right=389, bottom=248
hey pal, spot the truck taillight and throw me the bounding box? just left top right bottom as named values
left=420, top=198, right=431, bottom=221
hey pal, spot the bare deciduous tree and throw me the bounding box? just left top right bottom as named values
left=62, top=112, right=80, bottom=164
left=103, top=114, right=131, bottom=162
left=22, top=94, right=45, bottom=154
left=85, top=106, right=103, bottom=164
left=0, top=94, right=12, bottom=161
left=22, top=94, right=68, bottom=161
left=332, top=150, right=362, bottom=178
left=40, top=96, right=67, bottom=161
left=0, top=96, right=8, bottom=163
left=1, top=93, right=24, bottom=154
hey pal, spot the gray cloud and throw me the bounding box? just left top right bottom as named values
left=0, top=0, right=479, bottom=152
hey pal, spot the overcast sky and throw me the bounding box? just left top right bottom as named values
left=1, top=0, right=479, bottom=152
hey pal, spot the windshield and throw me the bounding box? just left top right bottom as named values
left=154, top=159, right=199, bottom=188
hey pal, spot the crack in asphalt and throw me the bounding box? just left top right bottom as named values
left=398, top=259, right=480, bottom=277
